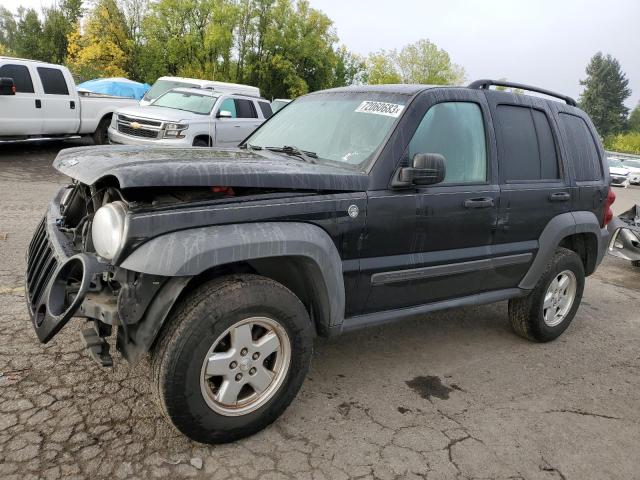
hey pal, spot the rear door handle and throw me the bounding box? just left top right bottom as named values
left=464, top=197, right=494, bottom=209
left=35, top=99, right=41, bottom=108
left=70, top=100, right=75, bottom=109
left=549, top=192, right=570, bottom=202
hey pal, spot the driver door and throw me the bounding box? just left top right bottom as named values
left=356, top=90, right=506, bottom=314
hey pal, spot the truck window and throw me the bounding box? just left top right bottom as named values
left=219, top=98, right=237, bottom=118
left=558, top=113, right=602, bottom=181
left=0, top=64, right=34, bottom=93
left=496, top=105, right=560, bottom=181
left=258, top=101, right=273, bottom=118
left=408, top=102, right=487, bottom=184
left=235, top=99, right=257, bottom=118
left=37, top=67, right=69, bottom=95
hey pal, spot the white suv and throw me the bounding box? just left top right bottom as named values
left=108, top=88, right=274, bottom=148
left=139, top=76, right=260, bottom=106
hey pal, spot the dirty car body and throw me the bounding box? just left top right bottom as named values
left=26, top=82, right=613, bottom=443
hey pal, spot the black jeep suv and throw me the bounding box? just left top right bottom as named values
left=25, top=80, right=614, bottom=443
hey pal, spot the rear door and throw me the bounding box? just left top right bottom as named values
left=36, top=66, right=79, bottom=134
left=0, top=62, right=42, bottom=135
left=487, top=92, right=570, bottom=283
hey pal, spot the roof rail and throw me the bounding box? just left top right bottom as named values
left=467, top=79, right=577, bottom=107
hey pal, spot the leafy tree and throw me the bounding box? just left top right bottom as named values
left=0, top=6, right=17, bottom=54
left=14, top=8, right=45, bottom=61
left=628, top=104, right=640, bottom=133
left=364, top=51, right=401, bottom=84
left=364, top=39, right=464, bottom=86
left=66, top=0, right=129, bottom=81
left=41, top=0, right=84, bottom=64
left=331, top=45, right=365, bottom=87
left=604, top=132, right=640, bottom=155
left=579, top=52, right=631, bottom=137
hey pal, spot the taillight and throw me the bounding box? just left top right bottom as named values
left=602, top=187, right=615, bottom=227
left=11, top=85, right=15, bottom=94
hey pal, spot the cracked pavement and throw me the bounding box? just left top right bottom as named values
left=1, top=139, right=640, bottom=479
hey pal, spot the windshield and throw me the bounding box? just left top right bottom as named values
left=144, top=80, right=199, bottom=101
left=247, top=92, right=409, bottom=168
left=608, top=159, right=625, bottom=168
left=624, top=160, right=640, bottom=168
left=151, top=91, right=219, bottom=115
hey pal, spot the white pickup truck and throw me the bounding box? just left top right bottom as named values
left=0, top=57, right=139, bottom=144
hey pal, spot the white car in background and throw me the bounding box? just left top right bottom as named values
left=109, top=87, right=273, bottom=147
left=139, top=76, right=260, bottom=106
left=0, top=56, right=138, bottom=144
left=271, top=98, right=291, bottom=113
left=608, top=158, right=631, bottom=188
left=621, top=159, right=640, bottom=185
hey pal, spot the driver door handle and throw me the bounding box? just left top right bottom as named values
left=464, top=197, right=494, bottom=209
left=549, top=192, right=570, bottom=202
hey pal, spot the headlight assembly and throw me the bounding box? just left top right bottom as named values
left=92, top=201, right=127, bottom=260
left=164, top=123, right=188, bottom=138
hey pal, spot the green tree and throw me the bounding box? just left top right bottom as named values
left=364, top=39, right=465, bottom=86
left=0, top=6, right=17, bottom=55
left=331, top=45, right=365, bottom=87
left=41, top=0, right=84, bottom=64
left=579, top=52, right=631, bottom=137
left=364, top=51, right=401, bottom=84
left=628, top=104, right=640, bottom=133
left=14, top=7, right=45, bottom=61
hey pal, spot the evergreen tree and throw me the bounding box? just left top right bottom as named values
left=579, top=52, right=631, bottom=137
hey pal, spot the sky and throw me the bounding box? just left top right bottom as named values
left=4, top=0, right=640, bottom=108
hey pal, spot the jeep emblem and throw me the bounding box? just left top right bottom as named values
left=347, top=205, right=359, bottom=218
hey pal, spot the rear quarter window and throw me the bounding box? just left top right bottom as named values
left=558, top=113, right=602, bottom=181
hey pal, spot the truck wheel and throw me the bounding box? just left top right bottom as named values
left=193, top=137, right=211, bottom=147
left=151, top=274, right=313, bottom=444
left=92, top=117, right=110, bottom=145
left=508, top=248, right=585, bottom=342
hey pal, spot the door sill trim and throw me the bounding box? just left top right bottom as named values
left=341, top=288, right=527, bottom=333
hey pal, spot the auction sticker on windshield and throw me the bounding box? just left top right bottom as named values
left=355, top=101, right=404, bottom=118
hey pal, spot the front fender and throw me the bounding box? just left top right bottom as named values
left=120, top=221, right=345, bottom=327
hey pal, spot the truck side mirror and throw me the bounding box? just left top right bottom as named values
left=0, top=77, right=16, bottom=96
left=217, top=110, right=232, bottom=119
left=392, top=153, right=446, bottom=188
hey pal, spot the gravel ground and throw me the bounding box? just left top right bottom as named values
left=1, top=139, right=639, bottom=480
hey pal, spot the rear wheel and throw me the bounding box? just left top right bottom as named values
left=151, top=274, right=313, bottom=443
left=92, top=117, right=111, bottom=145
left=509, top=248, right=585, bottom=342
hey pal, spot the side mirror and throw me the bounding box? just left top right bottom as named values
left=217, top=110, right=232, bottom=119
left=393, top=153, right=446, bottom=188
left=0, top=77, right=16, bottom=96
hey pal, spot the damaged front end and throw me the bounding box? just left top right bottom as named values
left=25, top=183, right=191, bottom=367
left=607, top=204, right=640, bottom=266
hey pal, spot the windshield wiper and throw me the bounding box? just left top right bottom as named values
left=266, top=145, right=317, bottom=164
left=240, top=143, right=263, bottom=151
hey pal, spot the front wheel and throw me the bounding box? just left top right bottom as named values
left=92, top=117, right=111, bottom=145
left=151, top=274, right=313, bottom=443
left=509, top=248, right=585, bottom=342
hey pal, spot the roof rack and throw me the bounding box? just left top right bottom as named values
left=467, top=79, right=577, bottom=107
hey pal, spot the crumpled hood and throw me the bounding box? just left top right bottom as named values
left=610, top=166, right=629, bottom=176
left=53, top=145, right=369, bottom=191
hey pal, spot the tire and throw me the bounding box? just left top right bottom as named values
left=193, top=138, right=211, bottom=147
left=632, top=260, right=640, bottom=268
left=151, top=274, right=313, bottom=444
left=92, top=117, right=110, bottom=145
left=508, top=248, right=585, bottom=342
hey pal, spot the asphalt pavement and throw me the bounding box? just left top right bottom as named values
left=0, top=139, right=639, bottom=480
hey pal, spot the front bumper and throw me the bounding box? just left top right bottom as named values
left=610, top=174, right=629, bottom=186
left=25, top=192, right=109, bottom=343
left=108, top=126, right=192, bottom=147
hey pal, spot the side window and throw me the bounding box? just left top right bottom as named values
left=258, top=101, right=273, bottom=119
left=235, top=99, right=258, bottom=118
left=408, top=102, right=487, bottom=184
left=0, top=64, right=34, bottom=93
left=558, top=113, right=602, bottom=181
left=37, top=67, right=69, bottom=95
left=218, top=98, right=237, bottom=118
left=496, top=105, right=560, bottom=181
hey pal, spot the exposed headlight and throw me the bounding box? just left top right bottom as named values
left=163, top=123, right=188, bottom=138
left=92, top=201, right=127, bottom=260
